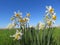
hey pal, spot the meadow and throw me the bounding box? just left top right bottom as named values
left=0, top=27, right=60, bottom=45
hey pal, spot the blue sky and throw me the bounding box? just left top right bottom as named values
left=0, top=0, right=60, bottom=28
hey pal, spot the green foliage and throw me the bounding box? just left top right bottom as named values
left=0, top=28, right=60, bottom=45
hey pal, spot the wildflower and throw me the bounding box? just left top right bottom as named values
left=26, top=13, right=30, bottom=17
left=39, top=23, right=45, bottom=30
left=14, top=11, right=22, bottom=18
left=36, top=22, right=45, bottom=30
left=47, top=20, right=52, bottom=26
left=49, top=7, right=54, bottom=13
left=46, top=6, right=54, bottom=13
left=10, top=30, right=23, bottom=40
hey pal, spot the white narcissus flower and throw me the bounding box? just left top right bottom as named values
left=14, top=11, right=22, bottom=19
left=7, top=22, right=16, bottom=29
left=47, top=20, right=52, bottom=26
left=14, top=11, right=17, bottom=15
left=10, top=30, right=23, bottom=40
left=39, top=22, right=45, bottom=30
left=36, top=22, right=45, bottom=30
left=46, top=6, right=54, bottom=13
left=26, top=13, right=30, bottom=17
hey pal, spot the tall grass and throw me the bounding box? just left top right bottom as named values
left=0, top=28, right=60, bottom=45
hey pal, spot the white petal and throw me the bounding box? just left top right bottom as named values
left=20, top=32, right=23, bottom=35
left=20, top=12, right=22, bottom=15
left=14, top=11, right=16, bottom=15
left=16, top=30, right=19, bottom=33
left=46, top=13, right=49, bottom=16
left=10, top=35, right=15, bottom=37
left=53, top=13, right=56, bottom=15
left=52, top=20, right=55, bottom=24
left=45, top=10, right=48, bottom=13
left=49, top=5, right=52, bottom=9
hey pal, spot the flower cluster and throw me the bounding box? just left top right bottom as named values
left=10, top=11, right=30, bottom=29
left=36, top=6, right=57, bottom=30
left=45, top=6, right=56, bottom=27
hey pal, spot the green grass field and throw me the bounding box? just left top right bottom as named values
left=0, top=28, right=60, bottom=45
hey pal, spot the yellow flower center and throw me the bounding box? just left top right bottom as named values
left=15, top=14, right=19, bottom=17
left=49, top=8, right=54, bottom=13
left=27, top=13, right=30, bottom=17
left=52, top=15, right=56, bottom=20
left=19, top=19, right=25, bottom=23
